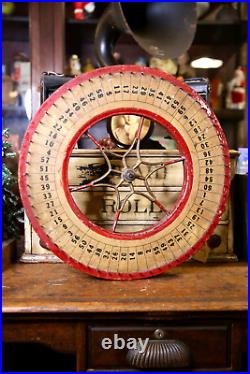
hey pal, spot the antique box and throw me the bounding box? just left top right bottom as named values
left=21, top=149, right=238, bottom=263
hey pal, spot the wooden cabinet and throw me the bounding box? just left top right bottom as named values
left=2, top=263, right=247, bottom=371
left=89, top=324, right=230, bottom=370
left=3, top=3, right=247, bottom=150
left=2, top=3, right=65, bottom=146
left=2, top=4, right=248, bottom=371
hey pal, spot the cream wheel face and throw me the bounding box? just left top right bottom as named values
left=19, top=66, right=230, bottom=280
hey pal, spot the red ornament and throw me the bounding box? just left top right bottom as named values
left=73, top=2, right=95, bottom=20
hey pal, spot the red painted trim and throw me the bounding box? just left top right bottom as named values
left=19, top=65, right=230, bottom=280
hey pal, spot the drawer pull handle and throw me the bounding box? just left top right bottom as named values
left=126, top=339, right=190, bottom=369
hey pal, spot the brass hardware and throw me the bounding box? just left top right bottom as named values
left=154, top=328, right=166, bottom=340
left=126, top=338, right=191, bottom=369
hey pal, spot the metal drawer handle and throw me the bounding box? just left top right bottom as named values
left=126, top=329, right=191, bottom=370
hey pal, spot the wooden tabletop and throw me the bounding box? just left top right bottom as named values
left=2, top=262, right=248, bottom=314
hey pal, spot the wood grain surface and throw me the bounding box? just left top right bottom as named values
left=2, top=262, right=247, bottom=314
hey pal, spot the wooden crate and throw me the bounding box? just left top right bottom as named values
left=21, top=150, right=239, bottom=263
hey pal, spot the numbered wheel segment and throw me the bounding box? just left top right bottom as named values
left=19, top=65, right=230, bottom=280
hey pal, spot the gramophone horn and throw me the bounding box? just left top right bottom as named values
left=95, top=2, right=197, bottom=67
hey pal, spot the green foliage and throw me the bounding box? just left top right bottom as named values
left=2, top=129, right=23, bottom=240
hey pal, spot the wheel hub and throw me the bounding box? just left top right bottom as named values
left=122, top=168, right=136, bottom=183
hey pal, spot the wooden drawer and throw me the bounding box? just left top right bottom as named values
left=88, top=324, right=230, bottom=370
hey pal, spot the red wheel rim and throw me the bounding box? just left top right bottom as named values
left=63, top=108, right=193, bottom=240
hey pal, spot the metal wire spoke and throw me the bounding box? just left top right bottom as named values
left=145, top=157, right=185, bottom=182
left=69, top=181, right=95, bottom=192
left=69, top=131, right=114, bottom=192
left=94, top=183, right=121, bottom=211
left=153, top=198, right=170, bottom=214
left=69, top=117, right=185, bottom=231
left=133, top=157, right=185, bottom=215
left=162, top=157, right=185, bottom=167
left=110, top=169, right=122, bottom=175
left=122, top=136, right=138, bottom=168
left=135, top=116, right=144, bottom=140
left=134, top=117, right=145, bottom=165
left=139, top=156, right=184, bottom=167
left=134, top=187, right=170, bottom=215
left=122, top=116, right=145, bottom=168
left=86, top=131, right=112, bottom=168
left=105, top=149, right=124, bottom=159
left=112, top=210, right=121, bottom=232
left=69, top=170, right=113, bottom=192
left=112, top=185, right=134, bottom=232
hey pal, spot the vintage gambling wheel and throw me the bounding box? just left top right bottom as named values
left=19, top=66, right=230, bottom=280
